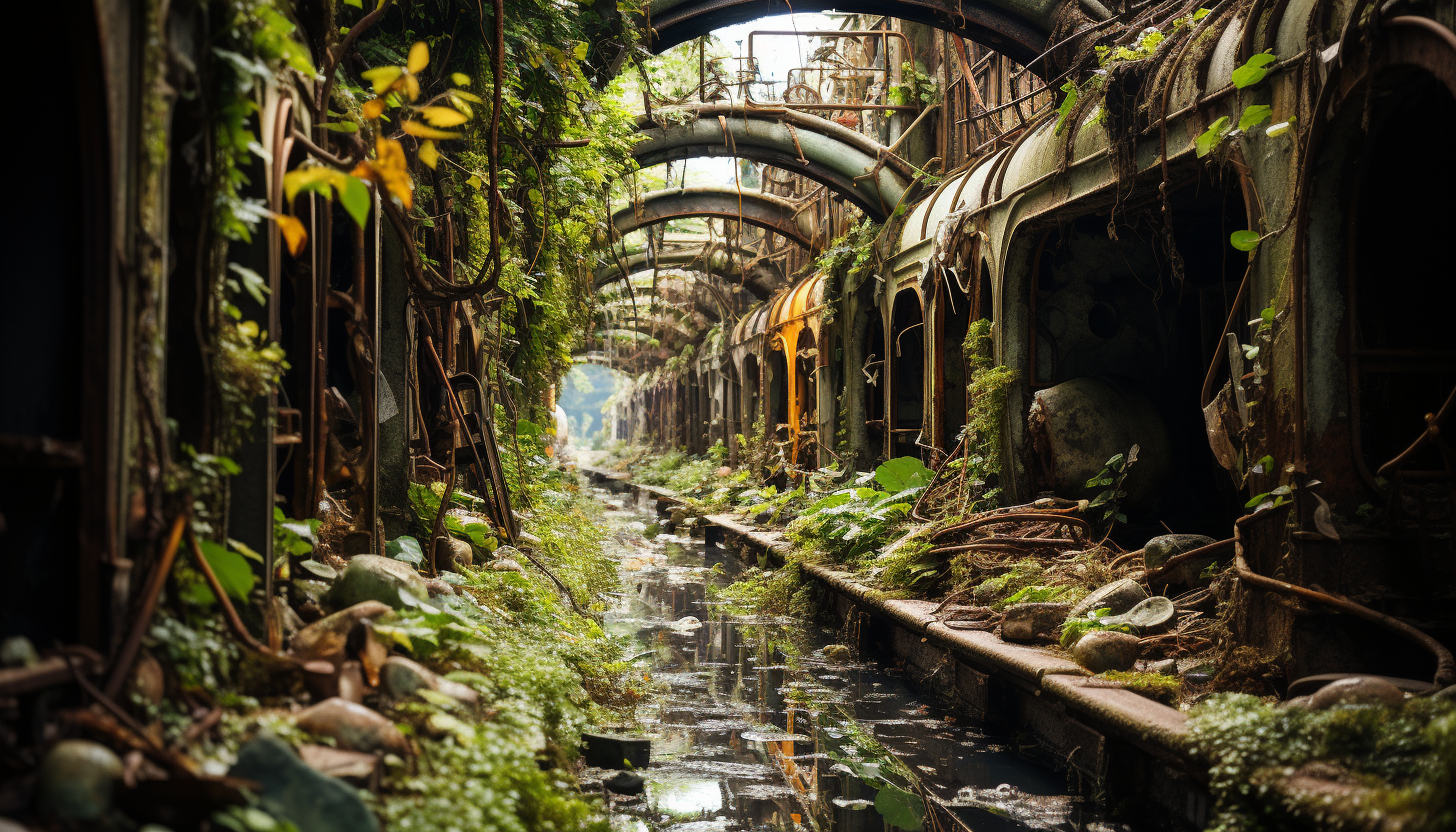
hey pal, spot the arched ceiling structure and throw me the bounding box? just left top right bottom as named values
left=596, top=270, right=741, bottom=320
left=640, top=0, right=1087, bottom=68
left=612, top=188, right=819, bottom=252
left=594, top=248, right=785, bottom=299
left=632, top=105, right=918, bottom=220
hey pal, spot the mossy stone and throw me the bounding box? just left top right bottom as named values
left=35, top=740, right=124, bottom=821
left=324, top=555, right=429, bottom=610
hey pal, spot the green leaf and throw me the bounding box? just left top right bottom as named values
left=344, top=0, right=362, bottom=6
left=1238, top=104, right=1271, bottom=131
left=1245, top=491, right=1271, bottom=508
left=874, top=457, right=933, bottom=493
left=196, top=538, right=256, bottom=601
left=1196, top=116, right=1231, bottom=157
left=386, top=535, right=424, bottom=565
left=874, top=784, right=925, bottom=831
left=1232, top=51, right=1277, bottom=89
left=227, top=539, right=264, bottom=563
left=322, top=121, right=359, bottom=133
left=336, top=175, right=371, bottom=230
left=1055, top=79, right=1079, bottom=134
left=227, top=263, right=270, bottom=306
left=1230, top=230, right=1261, bottom=251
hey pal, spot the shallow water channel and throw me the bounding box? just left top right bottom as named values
left=586, top=485, right=1131, bottom=832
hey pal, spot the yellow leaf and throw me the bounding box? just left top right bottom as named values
left=283, top=167, right=337, bottom=203
left=451, top=72, right=471, bottom=86
left=420, top=106, right=469, bottom=127
left=351, top=137, right=413, bottom=210
left=466, top=175, right=482, bottom=189
left=418, top=140, right=438, bottom=169
left=362, top=97, right=386, bottom=120
left=450, top=89, right=484, bottom=104
left=403, top=73, right=421, bottom=102
left=402, top=120, right=463, bottom=140
left=275, top=214, right=308, bottom=255
left=447, top=96, right=473, bottom=118
left=573, top=42, right=589, bottom=61
left=407, top=41, right=429, bottom=74
left=360, top=66, right=403, bottom=95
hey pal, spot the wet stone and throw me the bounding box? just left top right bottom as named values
left=1001, top=602, right=1071, bottom=643
left=34, top=739, right=124, bottom=821
left=229, top=734, right=379, bottom=832
left=436, top=536, right=473, bottom=570
left=291, top=600, right=393, bottom=660
left=380, top=656, right=478, bottom=706
left=324, top=555, right=429, bottom=611
left=604, top=771, right=646, bottom=795
left=1070, top=578, right=1149, bottom=618
left=1309, top=676, right=1405, bottom=709
left=294, top=697, right=409, bottom=755
left=1072, top=630, right=1141, bottom=673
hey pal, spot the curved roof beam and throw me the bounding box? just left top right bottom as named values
left=612, top=188, right=820, bottom=253
left=594, top=308, right=701, bottom=341
left=593, top=244, right=785, bottom=299
left=596, top=297, right=715, bottom=331
left=642, top=0, right=1071, bottom=68
left=633, top=105, right=916, bottom=220
left=597, top=275, right=730, bottom=323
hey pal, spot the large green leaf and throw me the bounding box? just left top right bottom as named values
left=1231, top=52, right=1277, bottom=89
left=874, top=784, right=925, bottom=831
left=874, top=457, right=932, bottom=493
left=196, top=539, right=256, bottom=602
left=386, top=535, right=424, bottom=565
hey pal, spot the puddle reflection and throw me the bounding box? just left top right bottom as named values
left=589, top=486, right=1127, bottom=832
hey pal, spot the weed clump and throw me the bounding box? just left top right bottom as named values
left=1187, top=693, right=1456, bottom=831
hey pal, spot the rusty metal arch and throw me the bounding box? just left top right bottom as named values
left=633, top=105, right=918, bottom=220
left=596, top=270, right=742, bottom=322
left=612, top=188, right=819, bottom=253
left=594, top=307, right=703, bottom=341
left=640, top=0, right=1073, bottom=68
left=594, top=245, right=786, bottom=299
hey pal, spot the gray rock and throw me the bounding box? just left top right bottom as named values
left=294, top=697, right=410, bottom=755
left=424, top=578, right=458, bottom=597
left=1069, top=578, right=1149, bottom=618
left=380, top=656, right=479, bottom=706
left=128, top=651, right=166, bottom=706
left=489, top=558, right=526, bottom=574
left=229, top=734, right=379, bottom=832
left=291, top=601, right=394, bottom=660
left=34, top=740, right=124, bottom=821
left=605, top=771, right=646, bottom=795
left=1143, top=658, right=1177, bottom=676
left=1143, top=534, right=1220, bottom=584
left=1, top=636, right=38, bottom=668
left=298, top=744, right=380, bottom=786
left=436, top=537, right=473, bottom=570
left=1071, top=631, right=1141, bottom=674
left=1309, top=676, right=1405, bottom=710
left=324, top=555, right=429, bottom=611
left=1001, top=603, right=1071, bottom=643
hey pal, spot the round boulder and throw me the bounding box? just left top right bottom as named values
left=324, top=555, right=429, bottom=611
left=35, top=740, right=124, bottom=821
left=1072, top=630, right=1141, bottom=674
left=1070, top=578, right=1148, bottom=618
left=1309, top=676, right=1405, bottom=710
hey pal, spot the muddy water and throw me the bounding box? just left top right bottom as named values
left=587, top=485, right=1130, bottom=832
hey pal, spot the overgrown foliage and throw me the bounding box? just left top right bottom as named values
left=1187, top=694, right=1456, bottom=832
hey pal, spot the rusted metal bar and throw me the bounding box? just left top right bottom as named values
left=184, top=529, right=270, bottom=655
left=103, top=514, right=187, bottom=700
